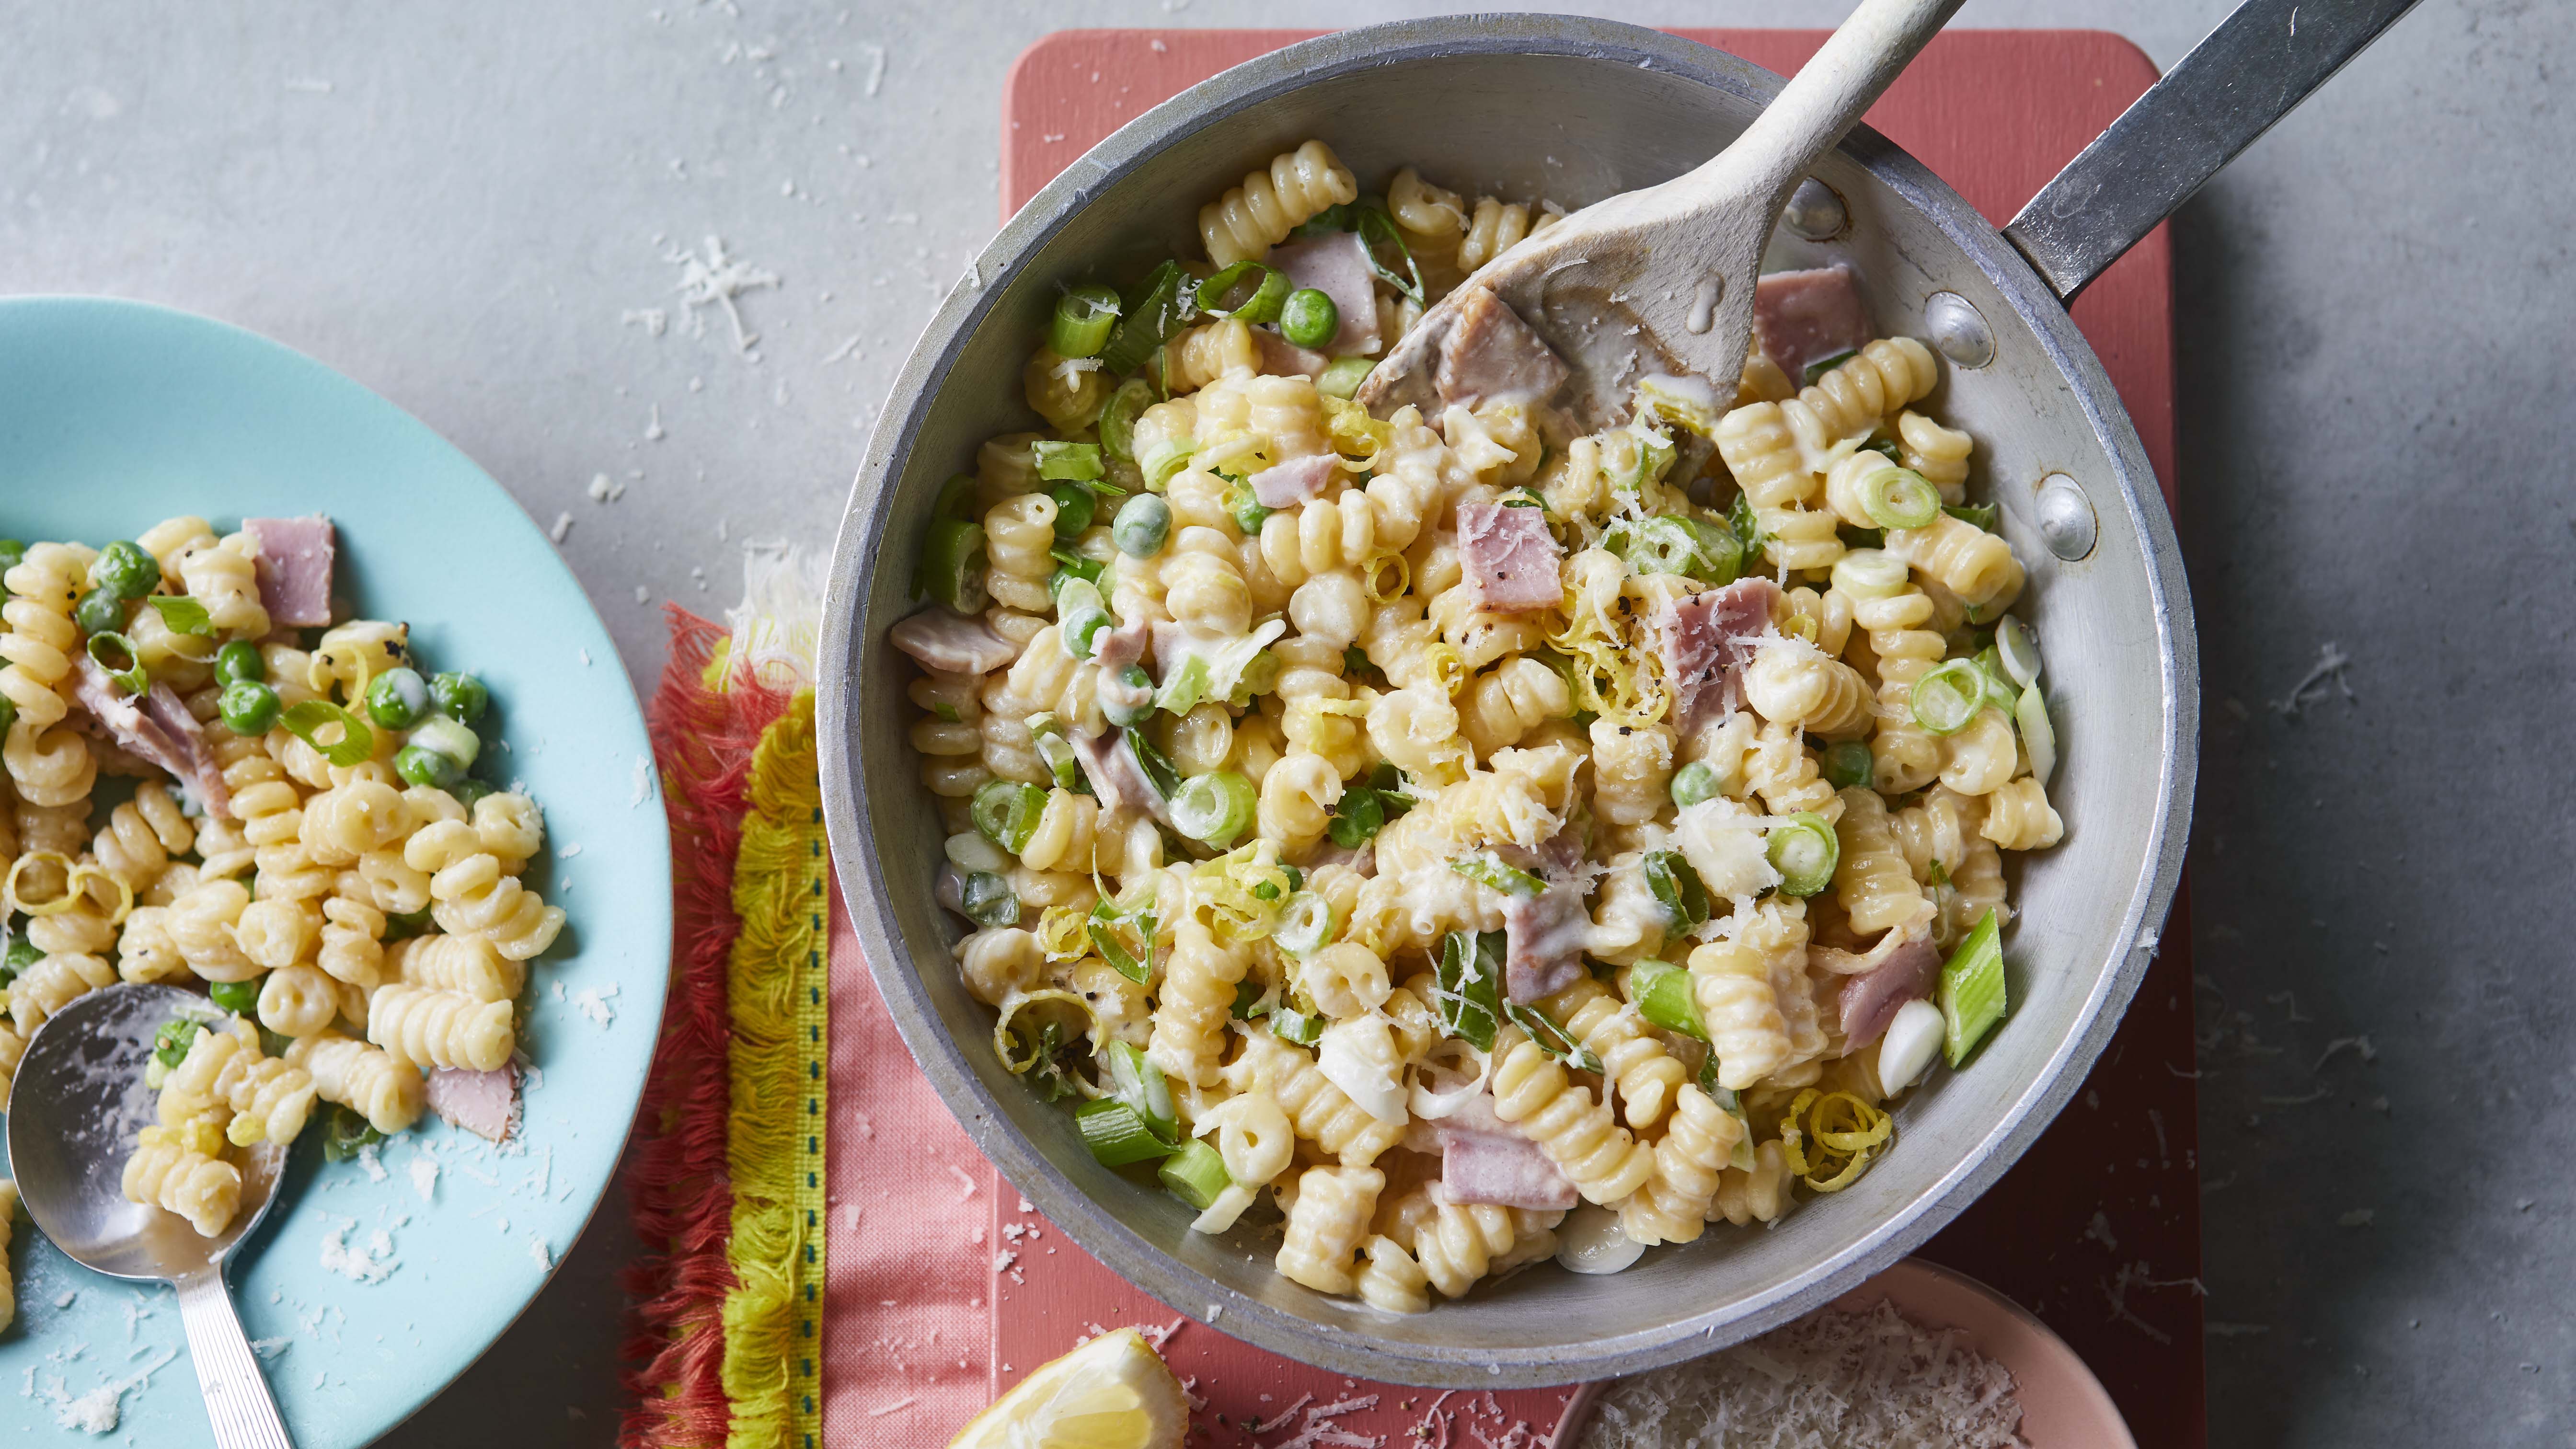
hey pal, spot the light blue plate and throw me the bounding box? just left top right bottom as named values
left=0, top=298, right=671, bottom=1445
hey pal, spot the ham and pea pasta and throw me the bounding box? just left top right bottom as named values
left=891, top=140, right=2064, bottom=1310
left=0, top=515, right=562, bottom=1239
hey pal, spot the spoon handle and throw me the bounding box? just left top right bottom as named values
left=1697, top=0, right=1966, bottom=208
left=176, top=1269, right=296, bottom=1449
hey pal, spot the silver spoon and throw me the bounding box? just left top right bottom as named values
left=7, top=982, right=294, bottom=1448
left=1357, top=0, right=1964, bottom=430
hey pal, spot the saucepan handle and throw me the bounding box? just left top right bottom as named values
left=2003, top=0, right=2424, bottom=304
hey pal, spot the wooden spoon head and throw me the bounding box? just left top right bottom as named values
left=1356, top=181, right=1770, bottom=434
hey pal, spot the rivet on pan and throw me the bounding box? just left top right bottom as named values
left=2036, top=474, right=2097, bottom=561
left=1782, top=178, right=1846, bottom=241
left=1922, top=291, right=1994, bottom=369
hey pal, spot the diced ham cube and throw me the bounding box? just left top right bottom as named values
left=68, top=655, right=230, bottom=816
left=1752, top=265, right=1873, bottom=387
left=1071, top=730, right=1167, bottom=824
left=1265, top=231, right=1383, bottom=356
left=1436, top=1126, right=1579, bottom=1211
left=1455, top=501, right=1563, bottom=613
left=1250, top=454, right=1338, bottom=510
left=242, top=515, right=337, bottom=627
left=1502, top=878, right=1589, bottom=1004
left=889, top=607, right=1017, bottom=676
left=426, top=1064, right=520, bottom=1142
left=1253, top=330, right=1331, bottom=380
left=1435, top=287, right=1568, bottom=410
left=1654, top=578, right=1782, bottom=730
left=1837, top=936, right=1941, bottom=1052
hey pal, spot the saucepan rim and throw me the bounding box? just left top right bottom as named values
left=817, top=13, right=2196, bottom=1387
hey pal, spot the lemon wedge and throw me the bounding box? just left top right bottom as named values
left=947, top=1326, right=1187, bottom=1449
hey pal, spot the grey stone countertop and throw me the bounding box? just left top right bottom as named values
left=7, top=1, right=2569, bottom=1444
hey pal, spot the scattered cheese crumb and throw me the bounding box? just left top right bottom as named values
left=317, top=1217, right=399, bottom=1284
left=632, top=756, right=656, bottom=805
left=529, top=1236, right=554, bottom=1270
left=249, top=1337, right=291, bottom=1360
left=52, top=1291, right=76, bottom=1310
left=356, top=1144, right=388, bottom=1184
left=645, top=403, right=665, bottom=442
left=409, top=1153, right=439, bottom=1205
left=587, top=472, right=628, bottom=503
left=633, top=586, right=650, bottom=606
left=664, top=235, right=781, bottom=352
left=947, top=1164, right=977, bottom=1199
left=571, top=983, right=620, bottom=1027
left=621, top=308, right=669, bottom=337
left=549, top=513, right=573, bottom=544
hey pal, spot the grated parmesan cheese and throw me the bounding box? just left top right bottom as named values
left=1579, top=1300, right=2026, bottom=1449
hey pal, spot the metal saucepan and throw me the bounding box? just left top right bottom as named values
left=818, top=2, right=2416, bottom=1388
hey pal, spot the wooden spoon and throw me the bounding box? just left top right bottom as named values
left=1357, top=0, right=1965, bottom=431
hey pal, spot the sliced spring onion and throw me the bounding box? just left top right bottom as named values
left=1504, top=1001, right=1605, bottom=1074
left=1821, top=738, right=1875, bottom=791
left=279, top=700, right=375, bottom=767
left=1622, top=959, right=1706, bottom=1041
left=1158, top=1138, right=1231, bottom=1209
left=1317, top=356, right=1375, bottom=400
left=1169, top=770, right=1255, bottom=848
left=1860, top=465, right=1942, bottom=531
left=1877, top=998, right=1946, bottom=1090
left=1944, top=501, right=2001, bottom=533
left=2016, top=684, right=2057, bottom=783
left=84, top=632, right=146, bottom=694
left=1223, top=477, right=1272, bottom=536
left=1994, top=614, right=2041, bottom=688
left=1353, top=203, right=1426, bottom=306
left=1273, top=891, right=1337, bottom=956
left=1101, top=667, right=1156, bottom=730
left=1230, top=978, right=1274, bottom=1020
left=1499, top=486, right=1548, bottom=511
left=409, top=713, right=482, bottom=768
left=1623, top=426, right=1678, bottom=492
left=971, top=779, right=1048, bottom=855
left=1055, top=578, right=1110, bottom=657
left=1270, top=1009, right=1324, bottom=1047
left=1099, top=261, right=1195, bottom=377
left=1122, top=727, right=1179, bottom=801
left=1803, top=348, right=1861, bottom=385
left=1102, top=1040, right=1178, bottom=1145
left=1766, top=813, right=1840, bottom=897
left=1435, top=930, right=1505, bottom=1052
left=1727, top=492, right=1766, bottom=565
left=1939, top=908, right=2007, bottom=1066
left=1077, top=1097, right=1174, bottom=1167
left=1971, top=647, right=2019, bottom=713
left=1046, top=551, right=1105, bottom=591
left=1192, top=261, right=1288, bottom=323
left=1610, top=516, right=1740, bottom=585
left=1153, top=654, right=1211, bottom=717
left=1448, top=853, right=1546, bottom=898
left=1840, top=526, right=1886, bottom=551
left=1098, top=379, right=1154, bottom=462
left=1909, top=659, right=1988, bottom=736
left=1048, top=283, right=1123, bottom=359
left=960, top=871, right=1020, bottom=928
left=1111, top=494, right=1172, bottom=558
left=144, top=594, right=213, bottom=636
left=946, top=829, right=1009, bottom=872
left=1033, top=730, right=1084, bottom=792
left=919, top=517, right=988, bottom=612
left=1138, top=437, right=1196, bottom=493
left=932, top=472, right=979, bottom=521
left=1033, top=441, right=1104, bottom=484
left=1829, top=547, right=1909, bottom=600
left=1641, top=850, right=1710, bottom=932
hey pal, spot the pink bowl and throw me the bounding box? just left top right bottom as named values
left=1547, top=1258, right=2135, bottom=1449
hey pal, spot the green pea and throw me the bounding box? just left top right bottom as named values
left=1047, top=482, right=1096, bottom=539
left=219, top=679, right=281, bottom=736
left=430, top=671, right=489, bottom=724
left=1112, top=494, right=1171, bottom=559
left=396, top=743, right=464, bottom=789
left=448, top=776, right=495, bottom=811
left=90, top=540, right=159, bottom=600
left=1669, top=760, right=1720, bottom=809
left=1102, top=665, right=1155, bottom=729
left=214, top=640, right=264, bottom=686
left=207, top=978, right=262, bottom=1015
left=366, top=666, right=431, bottom=729
left=73, top=586, right=124, bottom=637
left=1822, top=739, right=1877, bottom=791
left=1279, top=288, right=1340, bottom=350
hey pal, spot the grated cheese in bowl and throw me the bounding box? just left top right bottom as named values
left=1579, top=1299, right=2028, bottom=1449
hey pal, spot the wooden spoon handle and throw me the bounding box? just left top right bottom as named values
left=1692, top=0, right=1966, bottom=212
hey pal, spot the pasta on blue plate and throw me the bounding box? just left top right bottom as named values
left=0, top=515, right=564, bottom=1241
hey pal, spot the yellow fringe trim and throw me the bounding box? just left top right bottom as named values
left=720, top=690, right=828, bottom=1449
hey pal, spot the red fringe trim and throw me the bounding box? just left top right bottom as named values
left=619, top=606, right=796, bottom=1449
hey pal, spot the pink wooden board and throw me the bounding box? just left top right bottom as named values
left=818, top=26, right=2206, bottom=1449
